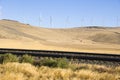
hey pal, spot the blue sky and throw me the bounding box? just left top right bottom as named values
left=0, top=0, right=120, bottom=28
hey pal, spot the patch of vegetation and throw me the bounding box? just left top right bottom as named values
left=0, top=53, right=119, bottom=69
left=2, top=53, right=19, bottom=63
left=0, top=62, right=120, bottom=80
left=0, top=53, right=69, bottom=68
left=37, top=57, right=69, bottom=68
left=39, top=58, right=58, bottom=67
left=56, top=58, right=69, bottom=68
left=20, top=54, right=34, bottom=64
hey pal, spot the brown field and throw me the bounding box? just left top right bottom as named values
left=0, top=62, right=120, bottom=80
left=0, top=19, right=120, bottom=54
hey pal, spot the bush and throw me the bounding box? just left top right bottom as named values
left=2, top=53, right=19, bottom=63
left=21, top=54, right=34, bottom=64
left=39, top=58, right=58, bottom=67
left=38, top=57, right=69, bottom=68
left=56, top=58, right=69, bottom=68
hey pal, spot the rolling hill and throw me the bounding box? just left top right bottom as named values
left=0, top=19, right=120, bottom=54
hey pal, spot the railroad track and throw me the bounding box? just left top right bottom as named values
left=0, top=48, right=120, bottom=62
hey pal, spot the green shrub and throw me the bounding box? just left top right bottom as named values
left=38, top=57, right=69, bottom=68
left=21, top=54, right=34, bottom=64
left=56, top=58, right=69, bottom=68
left=40, top=58, right=57, bottom=67
left=3, top=53, right=19, bottom=63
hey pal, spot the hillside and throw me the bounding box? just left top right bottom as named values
left=0, top=19, right=120, bottom=54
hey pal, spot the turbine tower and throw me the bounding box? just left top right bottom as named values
left=39, top=13, right=42, bottom=27
left=50, top=16, right=52, bottom=27
left=66, top=16, right=69, bottom=27
left=116, top=16, right=119, bottom=27
left=39, top=16, right=42, bottom=27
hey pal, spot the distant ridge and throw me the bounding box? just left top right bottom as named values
left=85, top=26, right=106, bottom=29
left=75, top=26, right=120, bottom=29
left=2, top=19, right=19, bottom=22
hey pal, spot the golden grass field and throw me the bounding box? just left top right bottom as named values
left=0, top=19, right=120, bottom=54
left=0, top=62, right=120, bottom=80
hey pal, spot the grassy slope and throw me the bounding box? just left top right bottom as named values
left=0, top=19, right=120, bottom=54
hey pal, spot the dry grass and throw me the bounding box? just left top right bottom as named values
left=0, top=20, right=120, bottom=54
left=0, top=62, right=120, bottom=80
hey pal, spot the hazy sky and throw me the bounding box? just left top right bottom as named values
left=0, top=0, right=120, bottom=28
